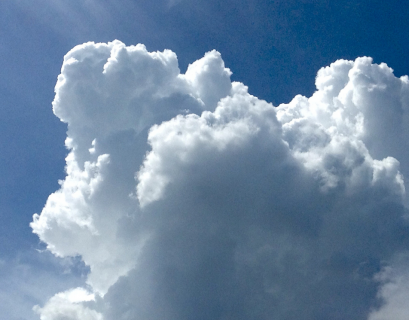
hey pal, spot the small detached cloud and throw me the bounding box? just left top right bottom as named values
left=33, top=288, right=101, bottom=320
left=32, top=41, right=409, bottom=320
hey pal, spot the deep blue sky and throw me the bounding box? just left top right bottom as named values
left=1, top=0, right=409, bottom=318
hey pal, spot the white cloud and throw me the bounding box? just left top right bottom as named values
left=32, top=41, right=409, bottom=319
left=0, top=251, right=87, bottom=320
left=368, top=254, right=409, bottom=320
left=33, top=288, right=102, bottom=320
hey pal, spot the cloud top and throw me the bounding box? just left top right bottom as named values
left=32, top=41, right=409, bottom=320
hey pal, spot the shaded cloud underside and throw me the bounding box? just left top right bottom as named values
left=31, top=41, right=409, bottom=320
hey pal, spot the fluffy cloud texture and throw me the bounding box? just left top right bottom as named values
left=32, top=40, right=409, bottom=319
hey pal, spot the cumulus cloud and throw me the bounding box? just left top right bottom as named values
left=32, top=40, right=409, bottom=319
left=368, top=254, right=409, bottom=320
left=33, top=288, right=102, bottom=320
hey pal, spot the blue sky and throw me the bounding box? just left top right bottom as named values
left=2, top=0, right=409, bottom=319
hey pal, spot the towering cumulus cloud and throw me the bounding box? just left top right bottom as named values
left=32, top=40, right=409, bottom=319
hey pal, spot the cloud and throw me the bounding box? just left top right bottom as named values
left=33, top=288, right=102, bottom=320
left=32, top=41, right=409, bottom=319
left=0, top=251, right=87, bottom=320
left=368, top=253, right=409, bottom=320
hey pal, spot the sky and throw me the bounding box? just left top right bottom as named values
left=2, top=0, right=409, bottom=319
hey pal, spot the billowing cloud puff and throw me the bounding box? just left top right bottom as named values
left=32, top=40, right=409, bottom=319
left=33, top=288, right=101, bottom=320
